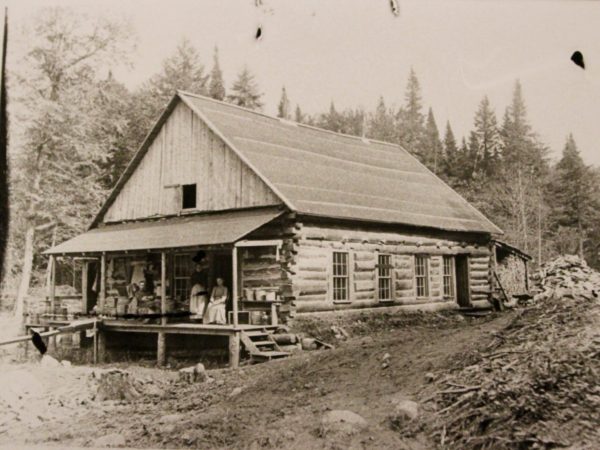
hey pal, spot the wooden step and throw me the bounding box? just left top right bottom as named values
left=254, top=341, right=276, bottom=347
left=245, top=331, right=271, bottom=338
left=251, top=351, right=289, bottom=361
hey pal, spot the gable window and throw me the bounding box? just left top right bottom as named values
left=332, top=252, right=349, bottom=301
left=415, top=255, right=429, bottom=297
left=377, top=254, right=392, bottom=301
left=443, top=256, right=455, bottom=298
left=182, top=184, right=197, bottom=209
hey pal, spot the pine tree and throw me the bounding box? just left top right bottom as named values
left=440, top=121, right=459, bottom=180
left=208, top=46, right=226, bottom=101
left=149, top=38, right=209, bottom=101
left=277, top=86, right=291, bottom=119
left=367, top=96, right=396, bottom=143
left=319, top=101, right=343, bottom=133
left=227, top=66, right=263, bottom=110
left=471, top=96, right=500, bottom=177
left=422, top=107, right=443, bottom=173
left=294, top=104, right=304, bottom=123
left=548, top=134, right=599, bottom=259
left=397, top=68, right=425, bottom=155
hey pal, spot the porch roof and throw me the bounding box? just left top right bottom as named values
left=45, top=208, right=283, bottom=255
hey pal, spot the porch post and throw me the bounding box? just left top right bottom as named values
left=81, top=261, right=89, bottom=314
left=49, top=255, right=56, bottom=316
left=228, top=331, right=240, bottom=369
left=232, top=246, right=239, bottom=327
left=99, top=253, right=106, bottom=313
left=157, top=251, right=167, bottom=367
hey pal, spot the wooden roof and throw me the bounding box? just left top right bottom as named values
left=94, top=92, right=502, bottom=235
left=45, top=208, right=282, bottom=255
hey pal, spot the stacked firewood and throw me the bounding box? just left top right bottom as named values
left=424, top=255, right=600, bottom=449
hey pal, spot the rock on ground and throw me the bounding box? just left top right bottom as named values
left=320, top=410, right=368, bottom=437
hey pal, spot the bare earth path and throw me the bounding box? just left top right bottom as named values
left=0, top=311, right=514, bottom=449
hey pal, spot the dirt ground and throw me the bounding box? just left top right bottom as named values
left=0, top=310, right=515, bottom=449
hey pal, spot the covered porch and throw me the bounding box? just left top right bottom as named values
left=38, top=208, right=290, bottom=367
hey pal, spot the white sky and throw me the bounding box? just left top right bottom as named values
left=4, top=0, right=600, bottom=165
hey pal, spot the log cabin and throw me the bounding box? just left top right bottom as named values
left=38, top=91, right=528, bottom=366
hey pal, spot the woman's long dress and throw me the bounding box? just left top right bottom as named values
left=206, top=286, right=228, bottom=324
left=190, top=283, right=208, bottom=321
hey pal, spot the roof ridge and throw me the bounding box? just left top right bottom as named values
left=176, top=89, right=403, bottom=149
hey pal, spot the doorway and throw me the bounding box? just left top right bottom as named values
left=212, top=252, right=233, bottom=314
left=455, top=255, right=471, bottom=307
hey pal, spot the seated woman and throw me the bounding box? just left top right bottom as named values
left=206, top=277, right=228, bottom=325
left=190, top=282, right=209, bottom=321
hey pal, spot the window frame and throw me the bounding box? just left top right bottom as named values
left=414, top=255, right=430, bottom=298
left=181, top=183, right=197, bottom=210
left=173, top=253, right=193, bottom=301
left=377, top=253, right=393, bottom=302
left=443, top=255, right=456, bottom=299
left=332, top=251, right=350, bottom=303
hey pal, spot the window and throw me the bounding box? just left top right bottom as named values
left=378, top=254, right=392, bottom=301
left=332, top=252, right=349, bottom=301
left=415, top=255, right=429, bottom=297
left=443, top=256, right=455, bottom=298
left=173, top=254, right=193, bottom=301
left=182, top=184, right=197, bottom=209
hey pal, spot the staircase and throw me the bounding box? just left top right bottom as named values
left=240, top=329, right=290, bottom=363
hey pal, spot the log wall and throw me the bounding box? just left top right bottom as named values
left=289, top=223, right=493, bottom=313
left=103, top=101, right=281, bottom=223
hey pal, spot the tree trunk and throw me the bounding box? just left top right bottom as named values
left=13, top=225, right=35, bottom=323
left=578, top=220, right=584, bottom=260
left=517, top=170, right=528, bottom=252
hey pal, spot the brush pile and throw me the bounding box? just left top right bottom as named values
left=531, top=254, right=600, bottom=303
left=426, top=255, right=600, bottom=449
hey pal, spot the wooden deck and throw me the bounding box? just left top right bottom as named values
left=102, top=319, right=277, bottom=336
left=26, top=317, right=278, bottom=368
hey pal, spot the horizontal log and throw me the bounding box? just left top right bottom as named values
left=297, top=265, right=327, bottom=272
left=354, top=271, right=374, bottom=281
left=471, top=286, right=491, bottom=294
left=297, top=272, right=328, bottom=282
left=298, top=286, right=328, bottom=296
left=355, top=291, right=376, bottom=300
left=395, top=280, right=413, bottom=290
left=354, top=251, right=375, bottom=261
left=355, top=280, right=375, bottom=292
left=355, top=260, right=376, bottom=271
left=295, top=295, right=450, bottom=313
left=395, top=290, right=416, bottom=298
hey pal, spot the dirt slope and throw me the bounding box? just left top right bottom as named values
left=0, top=311, right=514, bottom=449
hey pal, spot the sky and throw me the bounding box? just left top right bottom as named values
left=4, top=0, right=600, bottom=165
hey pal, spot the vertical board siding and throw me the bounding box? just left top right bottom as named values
left=103, top=102, right=281, bottom=223
left=292, top=224, right=492, bottom=313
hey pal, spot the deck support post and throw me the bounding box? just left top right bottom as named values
left=49, top=255, right=56, bottom=316
left=157, top=251, right=167, bottom=367
left=92, top=319, right=97, bottom=364
left=81, top=261, right=89, bottom=314
left=97, top=328, right=106, bottom=364
left=99, top=253, right=106, bottom=312
left=229, top=331, right=240, bottom=368
left=232, top=247, right=239, bottom=328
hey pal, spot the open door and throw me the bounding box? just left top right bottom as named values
left=213, top=252, right=233, bottom=314
left=455, top=255, right=471, bottom=307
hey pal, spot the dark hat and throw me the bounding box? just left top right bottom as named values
left=192, top=250, right=207, bottom=263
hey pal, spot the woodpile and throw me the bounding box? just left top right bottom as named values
left=531, top=254, right=600, bottom=303
left=424, top=255, right=600, bottom=449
